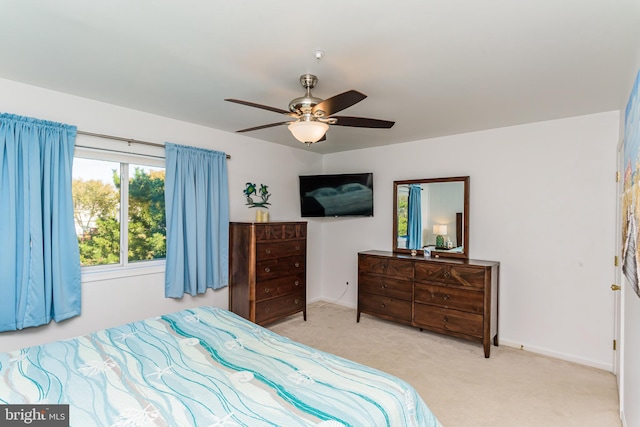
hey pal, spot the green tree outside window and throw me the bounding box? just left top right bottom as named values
left=72, top=158, right=166, bottom=267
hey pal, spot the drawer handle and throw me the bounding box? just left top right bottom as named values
left=382, top=284, right=387, bottom=289
left=295, top=245, right=301, bottom=250
left=294, top=262, right=300, bottom=268
left=264, top=288, right=270, bottom=294
left=444, top=316, right=449, bottom=322
left=264, top=307, right=270, bottom=313
left=294, top=298, right=300, bottom=304
left=380, top=303, right=386, bottom=308
left=443, top=294, right=451, bottom=301
left=444, top=271, right=451, bottom=279
left=265, top=249, right=271, bottom=254
left=294, top=280, right=300, bottom=286
left=264, top=267, right=271, bottom=273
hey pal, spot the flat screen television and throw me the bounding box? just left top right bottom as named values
left=299, top=172, right=374, bottom=217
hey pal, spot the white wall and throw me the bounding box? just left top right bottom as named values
left=0, top=77, right=621, bottom=373
left=319, top=112, right=619, bottom=370
left=0, top=78, right=324, bottom=353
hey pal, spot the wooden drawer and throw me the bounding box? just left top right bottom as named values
left=255, top=292, right=305, bottom=324
left=449, top=265, right=486, bottom=289
left=414, top=262, right=448, bottom=282
left=414, top=303, right=483, bottom=338
left=255, top=273, right=305, bottom=301
left=256, top=255, right=305, bottom=280
left=359, top=255, right=414, bottom=278
left=255, top=223, right=306, bottom=241
left=282, top=223, right=306, bottom=240
left=415, top=263, right=485, bottom=289
left=257, top=240, right=305, bottom=261
left=358, top=274, right=412, bottom=301
left=414, top=283, right=483, bottom=314
left=358, top=292, right=412, bottom=323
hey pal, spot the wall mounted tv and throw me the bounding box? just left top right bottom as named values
left=299, top=173, right=374, bottom=217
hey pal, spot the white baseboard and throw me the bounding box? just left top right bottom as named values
left=307, top=298, right=614, bottom=372
left=307, top=296, right=355, bottom=309
left=499, top=338, right=613, bottom=372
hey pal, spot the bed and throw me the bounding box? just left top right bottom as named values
left=0, top=306, right=441, bottom=426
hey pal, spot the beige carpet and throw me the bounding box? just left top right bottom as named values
left=268, top=302, right=620, bottom=427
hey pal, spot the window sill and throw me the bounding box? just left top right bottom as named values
left=81, top=261, right=165, bottom=283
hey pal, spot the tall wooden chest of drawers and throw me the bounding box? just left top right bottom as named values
left=358, top=250, right=499, bottom=357
left=229, top=222, right=307, bottom=325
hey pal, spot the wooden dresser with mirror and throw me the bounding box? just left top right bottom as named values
left=357, top=176, right=500, bottom=357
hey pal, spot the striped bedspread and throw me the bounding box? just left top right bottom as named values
left=0, top=306, right=441, bottom=426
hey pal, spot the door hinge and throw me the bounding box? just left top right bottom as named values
left=616, top=171, right=621, bottom=182
left=615, top=256, right=619, bottom=267
left=614, top=339, right=617, bottom=351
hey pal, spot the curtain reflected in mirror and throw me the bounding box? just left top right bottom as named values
left=407, top=184, right=422, bottom=249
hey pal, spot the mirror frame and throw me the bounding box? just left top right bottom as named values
left=392, top=176, right=470, bottom=259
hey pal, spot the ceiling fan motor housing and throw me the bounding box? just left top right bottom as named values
left=289, top=74, right=323, bottom=115
left=289, top=95, right=323, bottom=114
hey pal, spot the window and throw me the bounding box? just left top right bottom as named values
left=72, top=150, right=166, bottom=269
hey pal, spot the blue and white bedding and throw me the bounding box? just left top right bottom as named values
left=0, top=306, right=441, bottom=426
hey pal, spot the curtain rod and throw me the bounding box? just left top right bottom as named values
left=77, top=130, right=231, bottom=159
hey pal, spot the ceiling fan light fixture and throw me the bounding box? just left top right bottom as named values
left=288, top=120, right=329, bottom=144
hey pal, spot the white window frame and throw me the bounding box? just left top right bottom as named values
left=73, top=146, right=166, bottom=283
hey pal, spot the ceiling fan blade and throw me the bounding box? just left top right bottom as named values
left=236, top=121, right=292, bottom=133
left=312, top=90, right=367, bottom=116
left=330, top=116, right=395, bottom=129
left=225, top=98, right=291, bottom=115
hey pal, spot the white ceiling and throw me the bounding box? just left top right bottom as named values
left=0, top=0, right=638, bottom=154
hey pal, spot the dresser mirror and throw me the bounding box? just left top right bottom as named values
left=393, top=176, right=469, bottom=259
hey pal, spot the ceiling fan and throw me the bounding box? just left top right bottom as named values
left=225, top=74, right=395, bottom=146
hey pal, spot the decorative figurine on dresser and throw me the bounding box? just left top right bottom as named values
left=357, top=176, right=500, bottom=357
left=229, top=221, right=307, bottom=326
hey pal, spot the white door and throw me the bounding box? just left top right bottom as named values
left=621, top=251, right=640, bottom=426
left=614, top=142, right=622, bottom=379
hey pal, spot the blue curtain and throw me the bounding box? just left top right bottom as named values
left=0, top=113, right=81, bottom=332
left=164, top=142, right=229, bottom=297
left=407, top=184, right=422, bottom=249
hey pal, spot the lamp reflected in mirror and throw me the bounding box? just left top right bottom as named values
left=433, top=225, right=447, bottom=249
